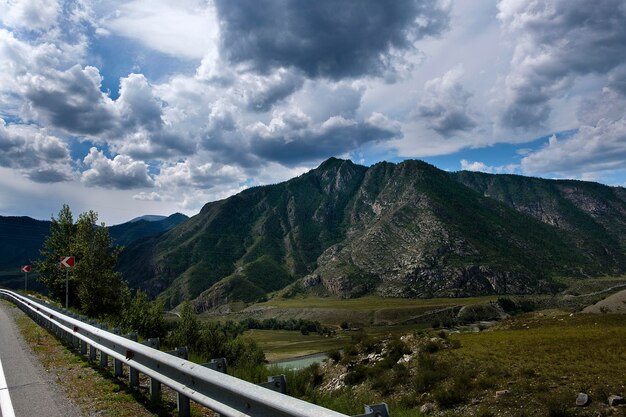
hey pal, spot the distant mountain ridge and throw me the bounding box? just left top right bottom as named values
left=0, top=212, right=188, bottom=290
left=116, top=158, right=626, bottom=310
left=128, top=215, right=168, bottom=223
left=109, top=213, right=188, bottom=246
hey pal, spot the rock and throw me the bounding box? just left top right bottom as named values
left=576, top=392, right=590, bottom=406
left=420, top=402, right=435, bottom=414
left=495, top=389, right=509, bottom=398
left=608, top=395, right=625, bottom=407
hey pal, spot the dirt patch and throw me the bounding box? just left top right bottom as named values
left=582, top=289, right=626, bottom=314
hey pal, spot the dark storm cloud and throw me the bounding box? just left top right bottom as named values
left=249, top=112, right=401, bottom=165
left=498, top=0, right=626, bottom=129
left=27, top=168, right=71, bottom=183
left=23, top=65, right=117, bottom=135
left=215, top=0, right=450, bottom=79
left=244, top=69, right=305, bottom=112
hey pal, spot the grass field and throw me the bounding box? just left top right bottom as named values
left=262, top=294, right=500, bottom=310
left=434, top=312, right=626, bottom=416
left=246, top=323, right=430, bottom=361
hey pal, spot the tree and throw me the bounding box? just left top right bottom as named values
left=117, top=290, right=166, bottom=339
left=169, top=301, right=200, bottom=348
left=36, top=205, right=128, bottom=317
left=73, top=210, right=126, bottom=317
left=35, top=205, right=75, bottom=304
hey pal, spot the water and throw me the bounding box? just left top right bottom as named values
left=269, top=353, right=328, bottom=370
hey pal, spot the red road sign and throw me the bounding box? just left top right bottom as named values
left=60, top=256, right=75, bottom=268
left=21, top=265, right=31, bottom=273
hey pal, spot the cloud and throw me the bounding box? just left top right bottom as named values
left=460, top=159, right=519, bottom=174
left=242, top=68, right=305, bottom=112
left=21, top=65, right=117, bottom=135
left=116, top=73, right=163, bottom=130
left=0, top=118, right=72, bottom=182
left=497, top=0, right=626, bottom=129
left=81, top=147, right=154, bottom=189
left=156, top=160, right=246, bottom=189
left=417, top=67, right=477, bottom=136
left=248, top=110, right=402, bottom=165
left=521, top=119, right=626, bottom=175
left=293, top=80, right=364, bottom=121
left=215, top=0, right=450, bottom=79
left=101, top=0, right=219, bottom=60
left=0, top=0, right=61, bottom=31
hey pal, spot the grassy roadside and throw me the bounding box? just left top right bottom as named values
left=5, top=300, right=216, bottom=417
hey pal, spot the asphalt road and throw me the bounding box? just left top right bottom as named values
left=0, top=301, right=82, bottom=417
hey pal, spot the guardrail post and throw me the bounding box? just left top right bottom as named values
left=202, top=358, right=228, bottom=374
left=99, top=324, right=109, bottom=368
left=141, top=338, right=161, bottom=402
left=258, top=375, right=288, bottom=394
left=352, top=403, right=391, bottom=417
left=167, top=347, right=190, bottom=417
left=111, top=328, right=123, bottom=377
left=124, top=333, right=139, bottom=387
left=88, top=320, right=98, bottom=362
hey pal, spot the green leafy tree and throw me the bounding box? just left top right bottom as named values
left=169, top=301, right=199, bottom=348
left=117, top=290, right=166, bottom=339
left=36, top=205, right=127, bottom=317
left=73, top=210, right=126, bottom=317
left=35, top=204, right=75, bottom=304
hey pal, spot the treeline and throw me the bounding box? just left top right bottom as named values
left=240, top=317, right=336, bottom=336
left=168, top=302, right=265, bottom=369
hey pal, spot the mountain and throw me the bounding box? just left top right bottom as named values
left=0, top=216, right=51, bottom=291
left=0, top=212, right=188, bottom=291
left=117, top=158, right=626, bottom=310
left=109, top=213, right=189, bottom=247
left=0, top=216, right=51, bottom=268
left=129, top=215, right=168, bottom=223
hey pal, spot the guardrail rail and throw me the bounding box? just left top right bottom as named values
left=0, top=289, right=390, bottom=417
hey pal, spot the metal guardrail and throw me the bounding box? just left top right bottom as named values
left=0, top=290, right=390, bottom=417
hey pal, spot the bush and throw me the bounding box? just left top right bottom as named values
left=345, top=365, right=368, bottom=385
left=327, top=349, right=342, bottom=363
left=371, top=371, right=393, bottom=395
left=497, top=297, right=517, bottom=314
left=433, top=386, right=466, bottom=408
left=117, top=290, right=166, bottom=339
left=225, top=337, right=265, bottom=369
left=413, top=353, right=447, bottom=392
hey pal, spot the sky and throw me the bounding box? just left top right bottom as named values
left=1, top=0, right=625, bottom=225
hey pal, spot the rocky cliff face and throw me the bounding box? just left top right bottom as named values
left=118, top=158, right=626, bottom=309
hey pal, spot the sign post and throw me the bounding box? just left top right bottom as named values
left=60, top=256, right=75, bottom=308
left=21, top=265, right=31, bottom=291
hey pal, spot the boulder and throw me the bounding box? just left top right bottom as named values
left=495, top=389, right=509, bottom=398
left=608, top=395, right=625, bottom=407
left=420, top=402, right=435, bottom=414
left=576, top=392, right=590, bottom=407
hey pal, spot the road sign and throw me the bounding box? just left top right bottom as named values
left=21, top=265, right=31, bottom=273
left=60, top=256, right=75, bottom=268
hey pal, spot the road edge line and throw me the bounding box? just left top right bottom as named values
left=0, top=353, right=16, bottom=417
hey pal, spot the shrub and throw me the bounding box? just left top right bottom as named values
left=225, top=336, right=265, bottom=369
left=327, top=349, right=342, bottom=363
left=345, top=365, right=368, bottom=385
left=371, top=371, right=393, bottom=395
left=497, top=297, right=517, bottom=314
left=433, top=386, right=466, bottom=408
